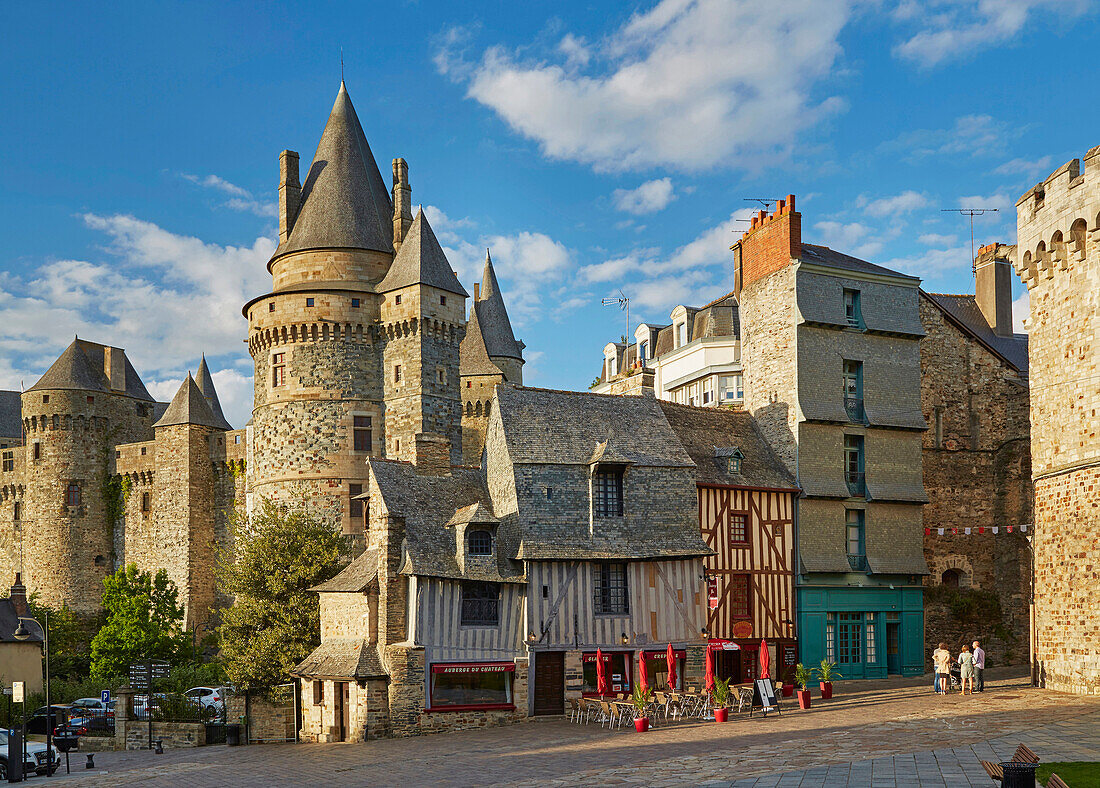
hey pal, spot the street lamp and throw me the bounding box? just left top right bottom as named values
left=13, top=612, right=52, bottom=777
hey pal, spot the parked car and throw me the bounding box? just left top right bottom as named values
left=0, top=728, right=60, bottom=778
left=64, top=698, right=114, bottom=732
left=184, top=686, right=227, bottom=711
left=23, top=705, right=71, bottom=736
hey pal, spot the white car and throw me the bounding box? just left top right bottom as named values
left=185, top=686, right=227, bottom=710
left=0, top=728, right=60, bottom=778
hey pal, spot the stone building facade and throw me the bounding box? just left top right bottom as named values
left=919, top=246, right=1032, bottom=665
left=732, top=196, right=929, bottom=679
left=1013, top=147, right=1100, bottom=694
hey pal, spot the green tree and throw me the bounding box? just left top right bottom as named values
left=89, top=565, right=190, bottom=679
left=216, top=499, right=345, bottom=691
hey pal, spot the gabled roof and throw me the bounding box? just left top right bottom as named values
left=446, top=502, right=499, bottom=527
left=922, top=292, right=1029, bottom=374
left=153, top=374, right=224, bottom=429
left=800, top=244, right=919, bottom=282
left=657, top=401, right=799, bottom=490
left=273, top=82, right=394, bottom=260
left=494, top=385, right=694, bottom=467
left=587, top=438, right=634, bottom=466
left=293, top=639, right=386, bottom=680
left=474, top=251, right=523, bottom=361
left=310, top=549, right=377, bottom=593
left=0, top=391, right=22, bottom=439
left=28, top=339, right=154, bottom=400
left=376, top=209, right=468, bottom=296
left=195, top=355, right=233, bottom=430
left=459, top=299, right=504, bottom=377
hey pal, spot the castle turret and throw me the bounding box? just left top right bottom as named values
left=377, top=208, right=467, bottom=467
left=392, top=158, right=413, bottom=253
left=18, top=338, right=157, bottom=612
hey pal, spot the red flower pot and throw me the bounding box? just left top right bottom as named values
left=634, top=717, right=649, bottom=732
left=781, top=684, right=794, bottom=697
left=819, top=681, right=833, bottom=699
left=797, top=689, right=811, bottom=709
left=713, top=707, right=729, bottom=723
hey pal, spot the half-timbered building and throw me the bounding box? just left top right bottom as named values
left=659, top=402, right=801, bottom=684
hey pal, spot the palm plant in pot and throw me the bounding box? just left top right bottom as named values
left=630, top=684, right=654, bottom=732
left=780, top=667, right=795, bottom=698
left=794, top=663, right=813, bottom=709
left=712, top=677, right=731, bottom=722
left=817, top=659, right=841, bottom=699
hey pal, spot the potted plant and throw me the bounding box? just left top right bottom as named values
left=794, top=663, right=813, bottom=709
left=817, top=660, right=841, bottom=699
left=630, top=684, right=653, bottom=732
left=712, top=677, right=731, bottom=723
left=780, top=667, right=795, bottom=698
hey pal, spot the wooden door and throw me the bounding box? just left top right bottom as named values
left=334, top=681, right=348, bottom=741
left=533, top=651, right=565, bottom=715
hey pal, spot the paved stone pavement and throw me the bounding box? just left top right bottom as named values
left=35, top=671, right=1100, bottom=787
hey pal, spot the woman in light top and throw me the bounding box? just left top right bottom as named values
left=958, top=643, right=975, bottom=695
left=932, top=642, right=952, bottom=695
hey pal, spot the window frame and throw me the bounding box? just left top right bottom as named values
left=348, top=483, right=364, bottom=521
left=428, top=662, right=515, bottom=711
left=271, top=352, right=286, bottom=388
left=843, top=289, right=864, bottom=329
left=467, top=529, right=493, bottom=556
left=729, top=511, right=749, bottom=546
left=846, top=509, right=866, bottom=570
left=1, top=450, right=12, bottom=473
left=592, top=465, right=624, bottom=518
left=593, top=562, right=629, bottom=615
left=460, top=581, right=500, bottom=626
left=352, top=415, right=372, bottom=453
left=728, top=573, right=751, bottom=618
left=66, top=482, right=81, bottom=508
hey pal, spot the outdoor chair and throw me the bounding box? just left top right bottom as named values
left=568, top=698, right=582, bottom=723
left=980, top=761, right=1003, bottom=782
left=1013, top=744, right=1039, bottom=764
left=735, top=685, right=754, bottom=714
left=1047, top=774, right=1068, bottom=788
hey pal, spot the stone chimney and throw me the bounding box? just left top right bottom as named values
left=103, top=346, right=126, bottom=392
left=392, top=158, right=413, bottom=253
left=414, top=433, right=451, bottom=477
left=279, top=150, right=301, bottom=245
left=733, top=194, right=801, bottom=296
left=975, top=243, right=1015, bottom=337
left=10, top=573, right=28, bottom=618
left=473, top=282, right=480, bottom=301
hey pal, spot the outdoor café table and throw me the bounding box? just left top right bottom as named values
left=612, top=700, right=635, bottom=728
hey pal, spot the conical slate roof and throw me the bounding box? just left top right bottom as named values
left=376, top=209, right=468, bottom=296
left=28, top=338, right=154, bottom=400
left=153, top=374, right=224, bottom=430
left=473, top=251, right=523, bottom=361
left=195, top=355, right=233, bottom=430
left=459, top=301, right=504, bottom=377
left=273, top=82, right=394, bottom=260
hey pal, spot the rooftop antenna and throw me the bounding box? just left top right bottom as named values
left=942, top=208, right=999, bottom=273
left=601, top=290, right=630, bottom=345
left=341, top=48, right=344, bottom=83
left=743, top=197, right=778, bottom=210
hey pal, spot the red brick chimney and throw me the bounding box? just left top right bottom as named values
left=10, top=573, right=29, bottom=618
left=733, top=194, right=801, bottom=295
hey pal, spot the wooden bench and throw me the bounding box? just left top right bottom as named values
left=980, top=761, right=1004, bottom=782
left=1013, top=744, right=1039, bottom=764
left=1047, top=773, right=1069, bottom=788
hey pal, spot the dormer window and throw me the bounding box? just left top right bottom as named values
left=676, top=322, right=687, bottom=347
left=593, top=465, right=624, bottom=517
left=844, top=289, right=864, bottom=328
left=716, top=447, right=744, bottom=475
left=468, top=529, right=493, bottom=556
left=728, top=456, right=741, bottom=473
left=640, top=340, right=649, bottom=362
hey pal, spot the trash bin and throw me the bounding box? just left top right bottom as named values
left=226, top=724, right=241, bottom=747
left=1001, top=761, right=1037, bottom=788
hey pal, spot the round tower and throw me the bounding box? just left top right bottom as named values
left=245, top=82, right=395, bottom=535
left=1014, top=147, right=1100, bottom=694
left=20, top=339, right=157, bottom=612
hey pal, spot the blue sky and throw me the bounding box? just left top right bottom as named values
left=1, top=0, right=1095, bottom=426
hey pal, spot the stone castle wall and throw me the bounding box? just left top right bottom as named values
left=461, top=372, right=502, bottom=466
left=1015, top=148, right=1100, bottom=693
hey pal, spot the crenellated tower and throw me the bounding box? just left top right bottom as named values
left=1013, top=146, right=1100, bottom=694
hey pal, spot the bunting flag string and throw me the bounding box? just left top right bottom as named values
left=925, top=524, right=1029, bottom=536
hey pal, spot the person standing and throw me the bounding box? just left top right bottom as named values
left=933, top=642, right=952, bottom=695
left=973, top=640, right=986, bottom=692
left=958, top=644, right=975, bottom=695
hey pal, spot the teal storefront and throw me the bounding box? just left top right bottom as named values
left=797, top=585, right=924, bottom=679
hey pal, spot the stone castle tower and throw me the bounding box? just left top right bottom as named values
left=244, top=81, right=475, bottom=532
left=1014, top=147, right=1100, bottom=694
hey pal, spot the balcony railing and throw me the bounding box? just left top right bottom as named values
left=847, top=553, right=868, bottom=572
left=845, top=472, right=866, bottom=498
left=844, top=397, right=865, bottom=423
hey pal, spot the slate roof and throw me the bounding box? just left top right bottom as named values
left=657, top=401, right=798, bottom=490
left=0, top=391, right=21, bottom=439
left=369, top=460, right=524, bottom=583
left=194, top=356, right=233, bottom=430
left=153, top=375, right=225, bottom=429
left=494, top=385, right=694, bottom=467
left=0, top=585, right=42, bottom=644
left=293, top=638, right=386, bottom=680
left=459, top=298, right=504, bottom=377
left=28, top=339, right=153, bottom=400
left=376, top=209, right=468, bottom=297
left=474, top=252, right=523, bottom=361
left=800, top=244, right=919, bottom=282
left=922, top=292, right=1029, bottom=373
left=311, top=549, right=378, bottom=593
left=273, top=82, right=394, bottom=260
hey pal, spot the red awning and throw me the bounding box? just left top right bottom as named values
left=431, top=662, right=516, bottom=674
left=643, top=650, right=687, bottom=660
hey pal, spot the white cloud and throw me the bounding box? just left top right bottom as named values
left=919, top=232, right=957, bottom=247
left=814, top=220, right=883, bottom=259
left=612, top=178, right=676, bottom=215
left=438, top=0, right=850, bottom=171
left=958, top=192, right=1012, bottom=212
left=0, top=214, right=272, bottom=427
left=861, top=190, right=929, bottom=218
left=893, top=0, right=1089, bottom=68
left=182, top=172, right=277, bottom=218
left=993, top=155, right=1054, bottom=181
left=557, top=33, right=591, bottom=68
left=880, top=245, right=970, bottom=280
left=882, top=114, right=1015, bottom=160
left=1012, top=291, right=1029, bottom=333
left=147, top=367, right=254, bottom=427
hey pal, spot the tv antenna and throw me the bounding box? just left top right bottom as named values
left=743, top=197, right=778, bottom=210
left=942, top=208, right=999, bottom=272
left=601, top=290, right=630, bottom=345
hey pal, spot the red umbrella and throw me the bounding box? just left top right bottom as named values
left=666, top=643, right=678, bottom=691
left=759, top=638, right=771, bottom=680
left=638, top=650, right=649, bottom=694
left=705, top=644, right=715, bottom=693
left=596, top=648, right=610, bottom=696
